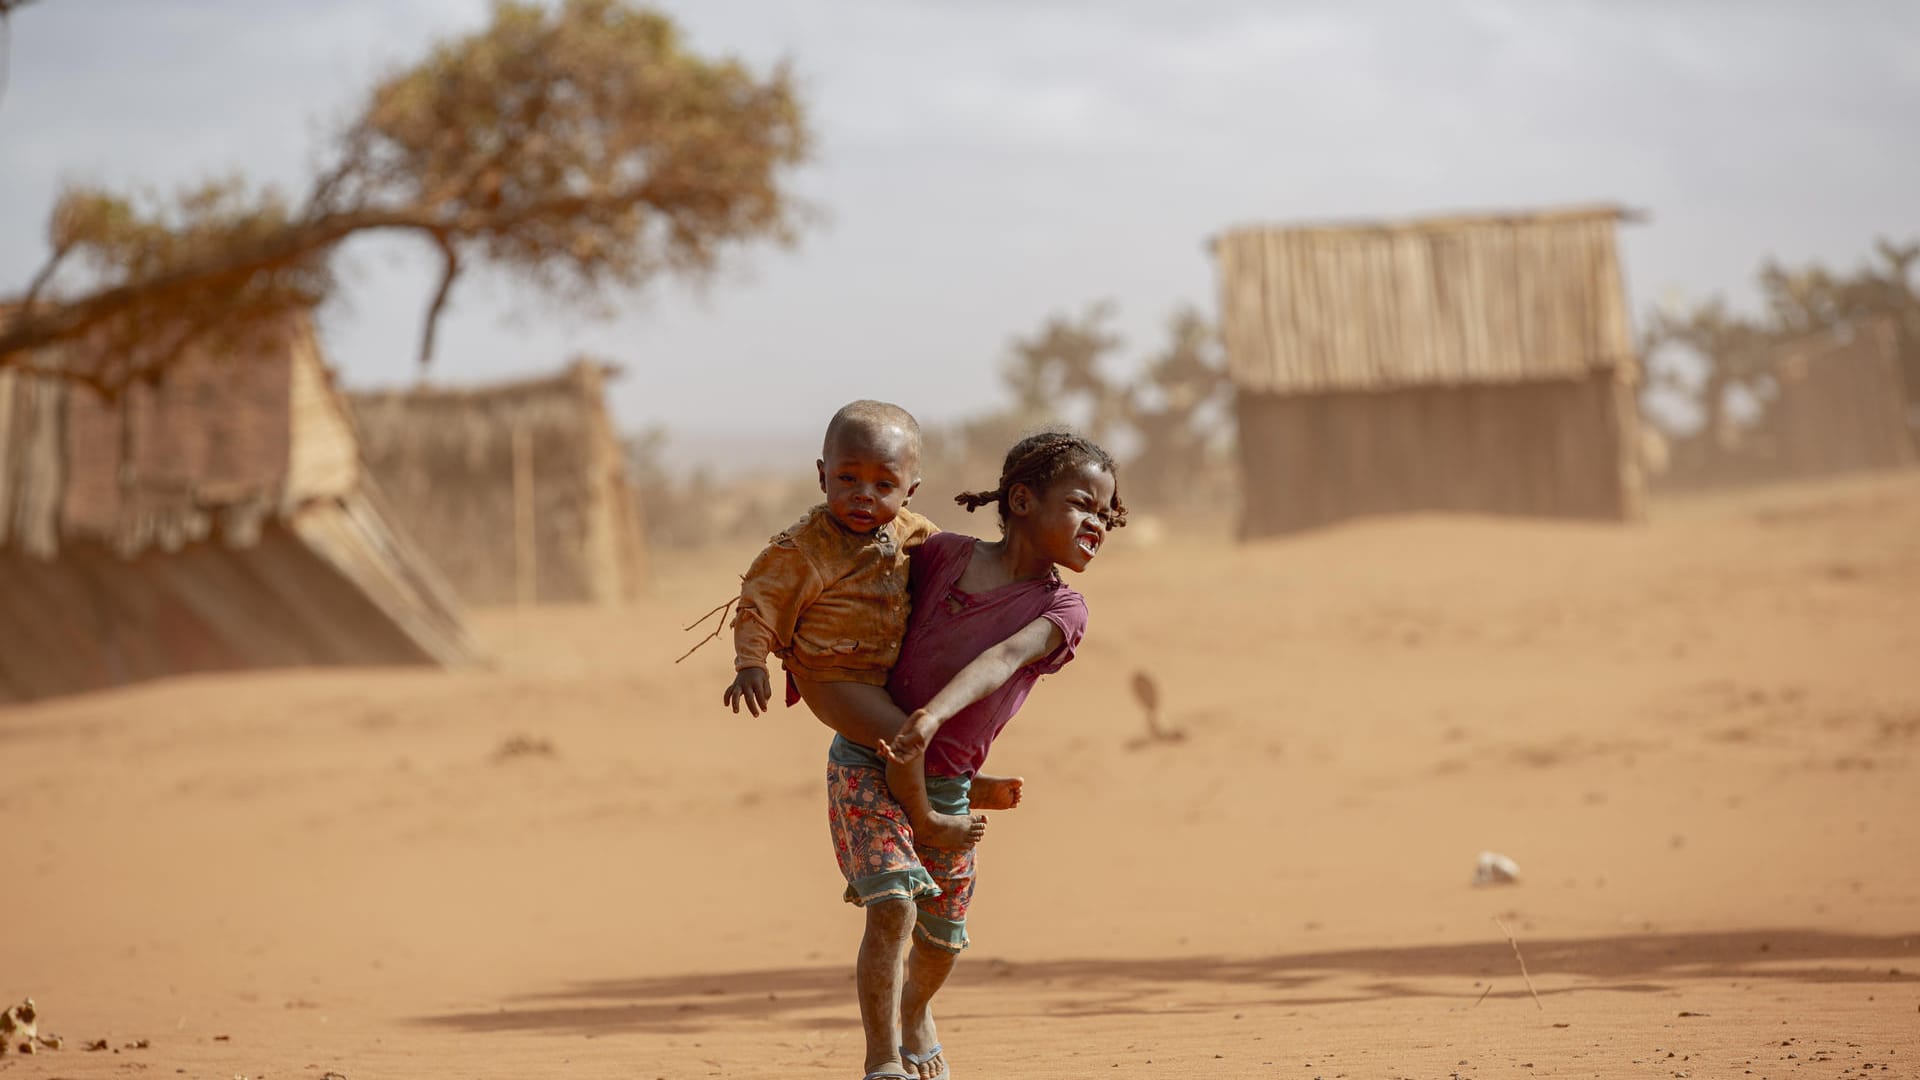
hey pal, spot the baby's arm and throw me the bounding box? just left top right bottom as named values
left=879, top=615, right=1066, bottom=763
left=723, top=542, right=822, bottom=717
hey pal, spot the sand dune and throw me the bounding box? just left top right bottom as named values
left=5, top=472, right=1918, bottom=1078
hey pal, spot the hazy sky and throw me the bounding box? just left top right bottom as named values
left=3, top=1, right=1916, bottom=466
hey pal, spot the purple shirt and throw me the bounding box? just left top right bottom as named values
left=886, top=531, right=1089, bottom=777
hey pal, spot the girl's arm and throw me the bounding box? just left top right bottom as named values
left=878, top=615, right=1066, bottom=764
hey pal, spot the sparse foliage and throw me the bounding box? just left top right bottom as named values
left=926, top=302, right=1232, bottom=519
left=2, top=0, right=811, bottom=396
left=1001, top=302, right=1127, bottom=443
left=1641, top=297, right=1778, bottom=452
left=1120, top=306, right=1232, bottom=508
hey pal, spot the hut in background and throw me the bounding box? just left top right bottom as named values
left=347, top=361, right=646, bottom=607
left=1664, top=319, right=1914, bottom=487
left=0, top=313, right=478, bottom=704
left=1756, top=321, right=1913, bottom=478
left=1214, top=205, right=1645, bottom=537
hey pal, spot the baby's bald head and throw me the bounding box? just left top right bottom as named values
left=822, top=400, right=922, bottom=470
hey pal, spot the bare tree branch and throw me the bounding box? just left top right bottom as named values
left=1, top=206, right=436, bottom=366
left=20, top=242, right=69, bottom=308
left=417, top=234, right=461, bottom=371
left=1, top=189, right=661, bottom=372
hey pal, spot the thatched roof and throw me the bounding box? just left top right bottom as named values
left=348, top=361, right=625, bottom=441
left=1214, top=204, right=1641, bottom=395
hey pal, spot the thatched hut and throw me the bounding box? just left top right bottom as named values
left=1759, top=321, right=1913, bottom=478
left=346, top=361, right=646, bottom=607
left=1214, top=204, right=1645, bottom=537
left=0, top=313, right=478, bottom=704
left=1664, top=319, right=1915, bottom=487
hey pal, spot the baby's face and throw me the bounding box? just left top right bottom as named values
left=817, top=425, right=920, bottom=533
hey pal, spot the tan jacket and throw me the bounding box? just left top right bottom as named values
left=731, top=505, right=938, bottom=685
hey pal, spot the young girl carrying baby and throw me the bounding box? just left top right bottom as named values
left=802, top=431, right=1125, bottom=1080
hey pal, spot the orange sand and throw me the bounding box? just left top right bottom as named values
left=5, top=472, right=1918, bottom=1079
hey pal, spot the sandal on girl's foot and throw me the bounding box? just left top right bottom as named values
left=863, top=1070, right=914, bottom=1080
left=900, top=1044, right=950, bottom=1080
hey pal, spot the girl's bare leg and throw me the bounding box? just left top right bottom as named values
left=899, top=937, right=957, bottom=1079
left=857, top=899, right=913, bottom=1077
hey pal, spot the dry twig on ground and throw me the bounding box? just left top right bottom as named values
left=1493, top=917, right=1545, bottom=1010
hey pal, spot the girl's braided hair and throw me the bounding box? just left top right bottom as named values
left=954, top=429, right=1128, bottom=530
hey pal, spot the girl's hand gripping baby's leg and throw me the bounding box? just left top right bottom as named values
left=877, top=709, right=938, bottom=764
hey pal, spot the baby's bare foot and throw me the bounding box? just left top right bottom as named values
left=969, top=774, right=1024, bottom=811
left=916, top=810, right=988, bottom=849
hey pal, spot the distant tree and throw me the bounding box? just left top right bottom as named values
left=1000, top=302, right=1127, bottom=445
left=1, top=0, right=811, bottom=396
left=1641, top=297, right=1780, bottom=458
left=936, top=302, right=1231, bottom=515
left=1118, top=306, right=1231, bottom=508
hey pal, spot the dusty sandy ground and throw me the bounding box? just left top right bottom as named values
left=4, top=471, right=1919, bottom=1079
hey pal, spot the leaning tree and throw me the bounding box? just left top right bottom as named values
left=0, top=0, right=811, bottom=396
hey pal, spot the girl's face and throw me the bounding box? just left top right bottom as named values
left=1012, top=459, right=1117, bottom=573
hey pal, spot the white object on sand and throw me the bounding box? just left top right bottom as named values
left=1472, top=851, right=1521, bottom=886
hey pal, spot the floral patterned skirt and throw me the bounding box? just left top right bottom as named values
left=826, top=762, right=975, bottom=953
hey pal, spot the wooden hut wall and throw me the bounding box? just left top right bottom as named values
left=348, top=364, right=644, bottom=607
left=0, top=313, right=479, bottom=703
left=570, top=364, right=647, bottom=605
left=60, top=330, right=293, bottom=553
left=0, top=369, right=67, bottom=558
left=2, top=319, right=303, bottom=558
left=283, top=321, right=361, bottom=507
left=1236, top=368, right=1637, bottom=537
left=1766, top=323, right=1914, bottom=478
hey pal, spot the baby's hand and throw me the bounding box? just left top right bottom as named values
left=879, top=709, right=939, bottom=764
left=724, top=667, right=773, bottom=717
